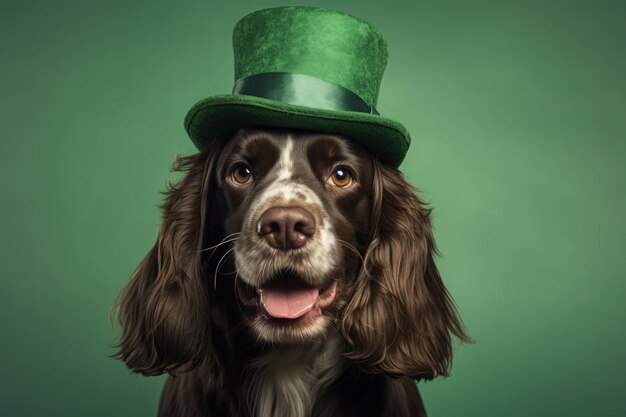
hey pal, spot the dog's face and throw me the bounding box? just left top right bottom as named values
left=115, top=125, right=468, bottom=381
left=215, top=128, right=374, bottom=343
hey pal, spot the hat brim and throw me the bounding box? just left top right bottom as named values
left=184, top=94, right=410, bottom=167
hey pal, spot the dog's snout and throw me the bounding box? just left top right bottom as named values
left=257, top=207, right=316, bottom=251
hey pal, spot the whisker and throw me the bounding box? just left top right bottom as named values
left=202, top=237, right=240, bottom=254
left=200, top=233, right=241, bottom=259
left=221, top=267, right=239, bottom=276
left=200, top=232, right=241, bottom=252
left=213, top=246, right=236, bottom=290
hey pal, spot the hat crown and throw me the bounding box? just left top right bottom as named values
left=233, top=6, right=388, bottom=107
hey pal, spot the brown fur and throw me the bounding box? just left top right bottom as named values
left=112, top=128, right=470, bottom=416
left=342, top=159, right=470, bottom=379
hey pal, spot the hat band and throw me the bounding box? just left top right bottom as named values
left=232, top=72, right=380, bottom=115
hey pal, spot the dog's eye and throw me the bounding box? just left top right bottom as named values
left=232, top=164, right=253, bottom=184
left=330, top=167, right=353, bottom=188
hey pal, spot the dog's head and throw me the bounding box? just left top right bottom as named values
left=114, top=127, right=468, bottom=380
left=217, top=128, right=375, bottom=344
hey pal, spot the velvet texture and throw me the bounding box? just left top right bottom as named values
left=233, top=6, right=387, bottom=106
left=184, top=6, right=411, bottom=167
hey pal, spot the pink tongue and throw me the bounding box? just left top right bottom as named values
left=260, top=280, right=320, bottom=319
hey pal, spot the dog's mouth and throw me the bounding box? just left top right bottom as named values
left=236, top=271, right=337, bottom=322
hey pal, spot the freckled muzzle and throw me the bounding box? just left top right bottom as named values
left=236, top=198, right=339, bottom=327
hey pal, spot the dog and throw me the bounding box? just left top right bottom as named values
left=114, top=126, right=469, bottom=417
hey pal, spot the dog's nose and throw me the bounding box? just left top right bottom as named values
left=257, top=207, right=316, bottom=251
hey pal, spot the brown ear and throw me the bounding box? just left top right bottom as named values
left=341, top=160, right=471, bottom=380
left=113, top=148, right=217, bottom=376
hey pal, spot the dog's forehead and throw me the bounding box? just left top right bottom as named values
left=221, top=129, right=361, bottom=172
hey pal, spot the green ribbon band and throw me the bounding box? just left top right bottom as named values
left=232, top=72, right=380, bottom=115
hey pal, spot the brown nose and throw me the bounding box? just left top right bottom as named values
left=257, top=207, right=316, bottom=251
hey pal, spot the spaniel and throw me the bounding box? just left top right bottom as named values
left=114, top=127, right=469, bottom=417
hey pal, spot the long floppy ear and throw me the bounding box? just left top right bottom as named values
left=113, top=147, right=218, bottom=376
left=341, top=159, right=471, bottom=380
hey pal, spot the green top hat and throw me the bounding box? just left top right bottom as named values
left=184, top=6, right=411, bottom=167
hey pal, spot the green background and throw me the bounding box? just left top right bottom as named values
left=2, top=0, right=625, bottom=416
